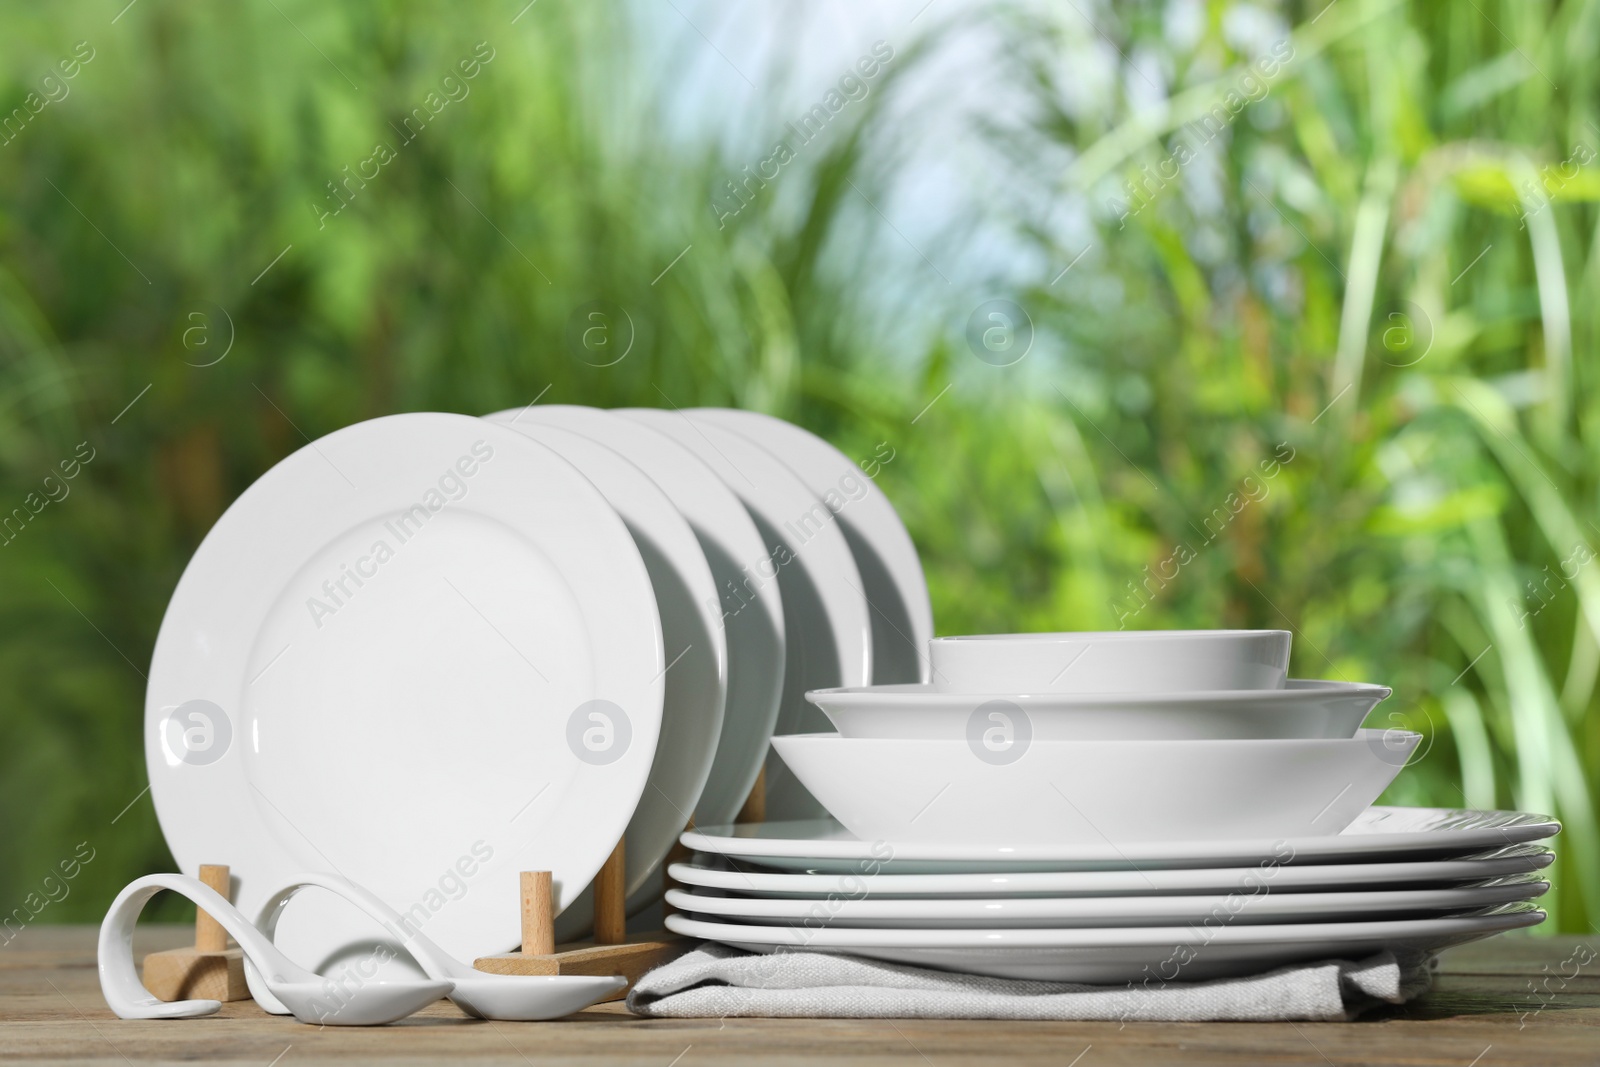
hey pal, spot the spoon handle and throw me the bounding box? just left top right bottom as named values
left=99, top=873, right=316, bottom=1020
left=243, top=869, right=470, bottom=1016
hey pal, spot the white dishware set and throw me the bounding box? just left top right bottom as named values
left=101, top=402, right=1556, bottom=1020
left=106, top=406, right=930, bottom=1023
left=663, top=631, right=1559, bottom=982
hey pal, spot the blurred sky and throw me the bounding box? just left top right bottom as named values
left=637, top=0, right=1039, bottom=347
left=629, top=1, right=1310, bottom=382
left=629, top=1, right=1297, bottom=372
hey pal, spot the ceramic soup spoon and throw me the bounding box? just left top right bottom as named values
left=245, top=872, right=626, bottom=1021
left=100, top=873, right=452, bottom=1025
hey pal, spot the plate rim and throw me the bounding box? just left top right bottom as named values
left=662, top=879, right=1549, bottom=923
left=664, top=904, right=1547, bottom=948
left=666, top=845, right=1556, bottom=895
left=147, top=412, right=666, bottom=960
left=487, top=414, right=726, bottom=918
left=806, top=678, right=1393, bottom=707
left=618, top=407, right=873, bottom=822
left=681, top=807, right=1563, bottom=867
left=620, top=407, right=873, bottom=687
left=511, top=404, right=783, bottom=827
left=687, top=407, right=933, bottom=683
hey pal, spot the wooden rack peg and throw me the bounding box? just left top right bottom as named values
left=473, top=838, right=685, bottom=1001
left=140, top=864, right=249, bottom=1002
left=736, top=766, right=766, bottom=824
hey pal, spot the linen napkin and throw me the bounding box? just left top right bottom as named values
left=626, top=943, right=1434, bottom=1022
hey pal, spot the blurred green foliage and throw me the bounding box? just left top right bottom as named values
left=2, top=0, right=1597, bottom=935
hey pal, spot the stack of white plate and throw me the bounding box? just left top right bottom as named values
left=145, top=407, right=929, bottom=977
left=664, top=632, right=1558, bottom=982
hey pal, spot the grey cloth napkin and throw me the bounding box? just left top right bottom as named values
left=627, top=943, right=1434, bottom=1021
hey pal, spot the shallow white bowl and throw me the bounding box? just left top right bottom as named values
left=929, top=630, right=1291, bottom=694
left=806, top=679, right=1390, bottom=741
left=769, top=730, right=1417, bottom=847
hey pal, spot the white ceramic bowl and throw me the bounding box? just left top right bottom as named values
left=806, top=679, right=1390, bottom=741
left=928, top=630, right=1292, bottom=694
left=769, top=730, right=1417, bottom=847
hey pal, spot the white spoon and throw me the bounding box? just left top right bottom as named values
left=245, top=872, right=625, bottom=1021
left=100, top=873, right=453, bottom=1025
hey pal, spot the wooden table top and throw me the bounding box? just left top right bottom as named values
left=3, top=924, right=1596, bottom=1065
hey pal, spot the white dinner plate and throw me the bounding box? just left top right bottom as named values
left=668, top=846, right=1555, bottom=897
left=770, top=731, right=1414, bottom=846
left=487, top=416, right=725, bottom=936
left=507, top=405, right=783, bottom=826
left=682, top=808, right=1562, bottom=873
left=665, top=907, right=1546, bottom=981
left=807, top=679, right=1391, bottom=741
left=665, top=879, right=1547, bottom=928
left=620, top=408, right=872, bottom=821
left=147, top=413, right=664, bottom=975
left=688, top=408, right=931, bottom=684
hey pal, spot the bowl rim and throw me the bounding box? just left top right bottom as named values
left=929, top=629, right=1292, bottom=644
left=772, top=727, right=1419, bottom=748
left=805, top=678, right=1393, bottom=706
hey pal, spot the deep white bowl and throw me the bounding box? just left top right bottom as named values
left=769, top=730, right=1417, bottom=847
left=928, top=630, right=1291, bottom=694
left=806, top=679, right=1390, bottom=741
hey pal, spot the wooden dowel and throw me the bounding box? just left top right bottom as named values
left=195, top=864, right=229, bottom=952
left=667, top=816, right=694, bottom=866
left=736, top=765, right=766, bottom=824
left=594, top=839, right=626, bottom=945
left=520, top=871, right=555, bottom=956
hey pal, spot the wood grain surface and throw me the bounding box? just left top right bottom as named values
left=3, top=924, right=1597, bottom=1065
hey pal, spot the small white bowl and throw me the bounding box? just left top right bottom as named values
left=769, top=730, right=1416, bottom=847
left=929, top=630, right=1292, bottom=694
left=806, top=680, right=1390, bottom=741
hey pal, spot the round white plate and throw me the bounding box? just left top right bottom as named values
left=511, top=405, right=784, bottom=825
left=807, top=679, right=1391, bottom=741
left=682, top=808, right=1562, bottom=873
left=668, top=846, right=1555, bottom=897
left=620, top=408, right=872, bottom=821
left=665, top=879, right=1547, bottom=928
left=688, top=408, right=931, bottom=684
left=147, top=413, right=664, bottom=972
left=487, top=416, right=725, bottom=934
left=665, top=908, right=1546, bottom=982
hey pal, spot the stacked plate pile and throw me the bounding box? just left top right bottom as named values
left=145, top=407, right=928, bottom=977
left=664, top=632, right=1559, bottom=982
